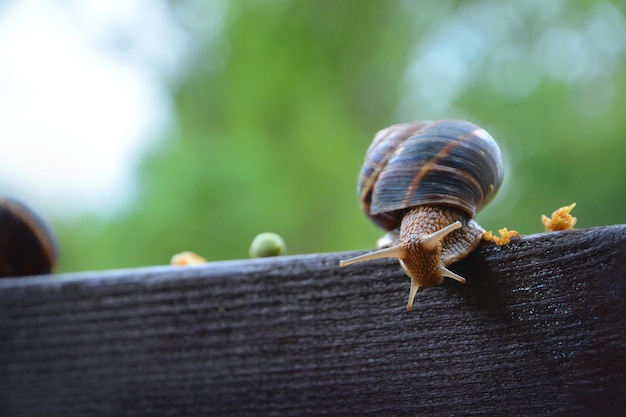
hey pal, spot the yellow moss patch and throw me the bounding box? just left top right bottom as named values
left=170, top=251, right=207, bottom=266
left=483, top=228, right=521, bottom=246
left=541, top=203, right=577, bottom=231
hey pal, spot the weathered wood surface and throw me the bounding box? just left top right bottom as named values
left=1, top=225, right=625, bottom=416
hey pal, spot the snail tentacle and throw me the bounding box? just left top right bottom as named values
left=421, top=221, right=462, bottom=251
left=339, top=245, right=406, bottom=267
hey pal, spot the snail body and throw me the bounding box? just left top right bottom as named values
left=340, top=119, right=503, bottom=310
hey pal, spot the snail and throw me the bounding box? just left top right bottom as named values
left=0, top=197, right=58, bottom=277
left=340, top=119, right=503, bottom=310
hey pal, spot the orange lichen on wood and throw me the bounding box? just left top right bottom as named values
left=170, top=251, right=207, bottom=266
left=483, top=228, right=521, bottom=246
left=542, top=203, right=577, bottom=231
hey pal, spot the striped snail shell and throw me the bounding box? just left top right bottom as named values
left=340, top=119, right=503, bottom=310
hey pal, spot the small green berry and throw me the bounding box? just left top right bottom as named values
left=249, top=232, right=287, bottom=258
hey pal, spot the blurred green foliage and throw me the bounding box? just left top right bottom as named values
left=56, top=0, right=626, bottom=272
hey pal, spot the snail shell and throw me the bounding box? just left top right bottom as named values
left=0, top=198, right=58, bottom=277
left=359, top=119, right=503, bottom=231
left=340, top=119, right=503, bottom=310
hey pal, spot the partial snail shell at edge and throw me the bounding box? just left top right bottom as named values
left=0, top=198, right=58, bottom=277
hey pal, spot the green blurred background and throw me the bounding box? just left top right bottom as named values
left=46, top=0, right=625, bottom=272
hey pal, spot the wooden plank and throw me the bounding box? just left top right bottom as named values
left=1, top=225, right=625, bottom=416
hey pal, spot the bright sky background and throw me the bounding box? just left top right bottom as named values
left=1, top=0, right=623, bottom=222
left=0, top=0, right=187, bottom=218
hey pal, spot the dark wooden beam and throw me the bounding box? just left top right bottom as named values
left=1, top=225, right=625, bottom=416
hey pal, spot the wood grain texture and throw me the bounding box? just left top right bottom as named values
left=1, top=225, right=625, bottom=416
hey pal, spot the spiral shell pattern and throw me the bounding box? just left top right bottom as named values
left=358, top=119, right=503, bottom=231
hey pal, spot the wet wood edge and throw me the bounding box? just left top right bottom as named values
left=1, top=225, right=625, bottom=416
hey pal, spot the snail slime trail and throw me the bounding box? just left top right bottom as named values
left=340, top=120, right=503, bottom=311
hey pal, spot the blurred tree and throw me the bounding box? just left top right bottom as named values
left=56, top=0, right=626, bottom=272
left=57, top=0, right=417, bottom=271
